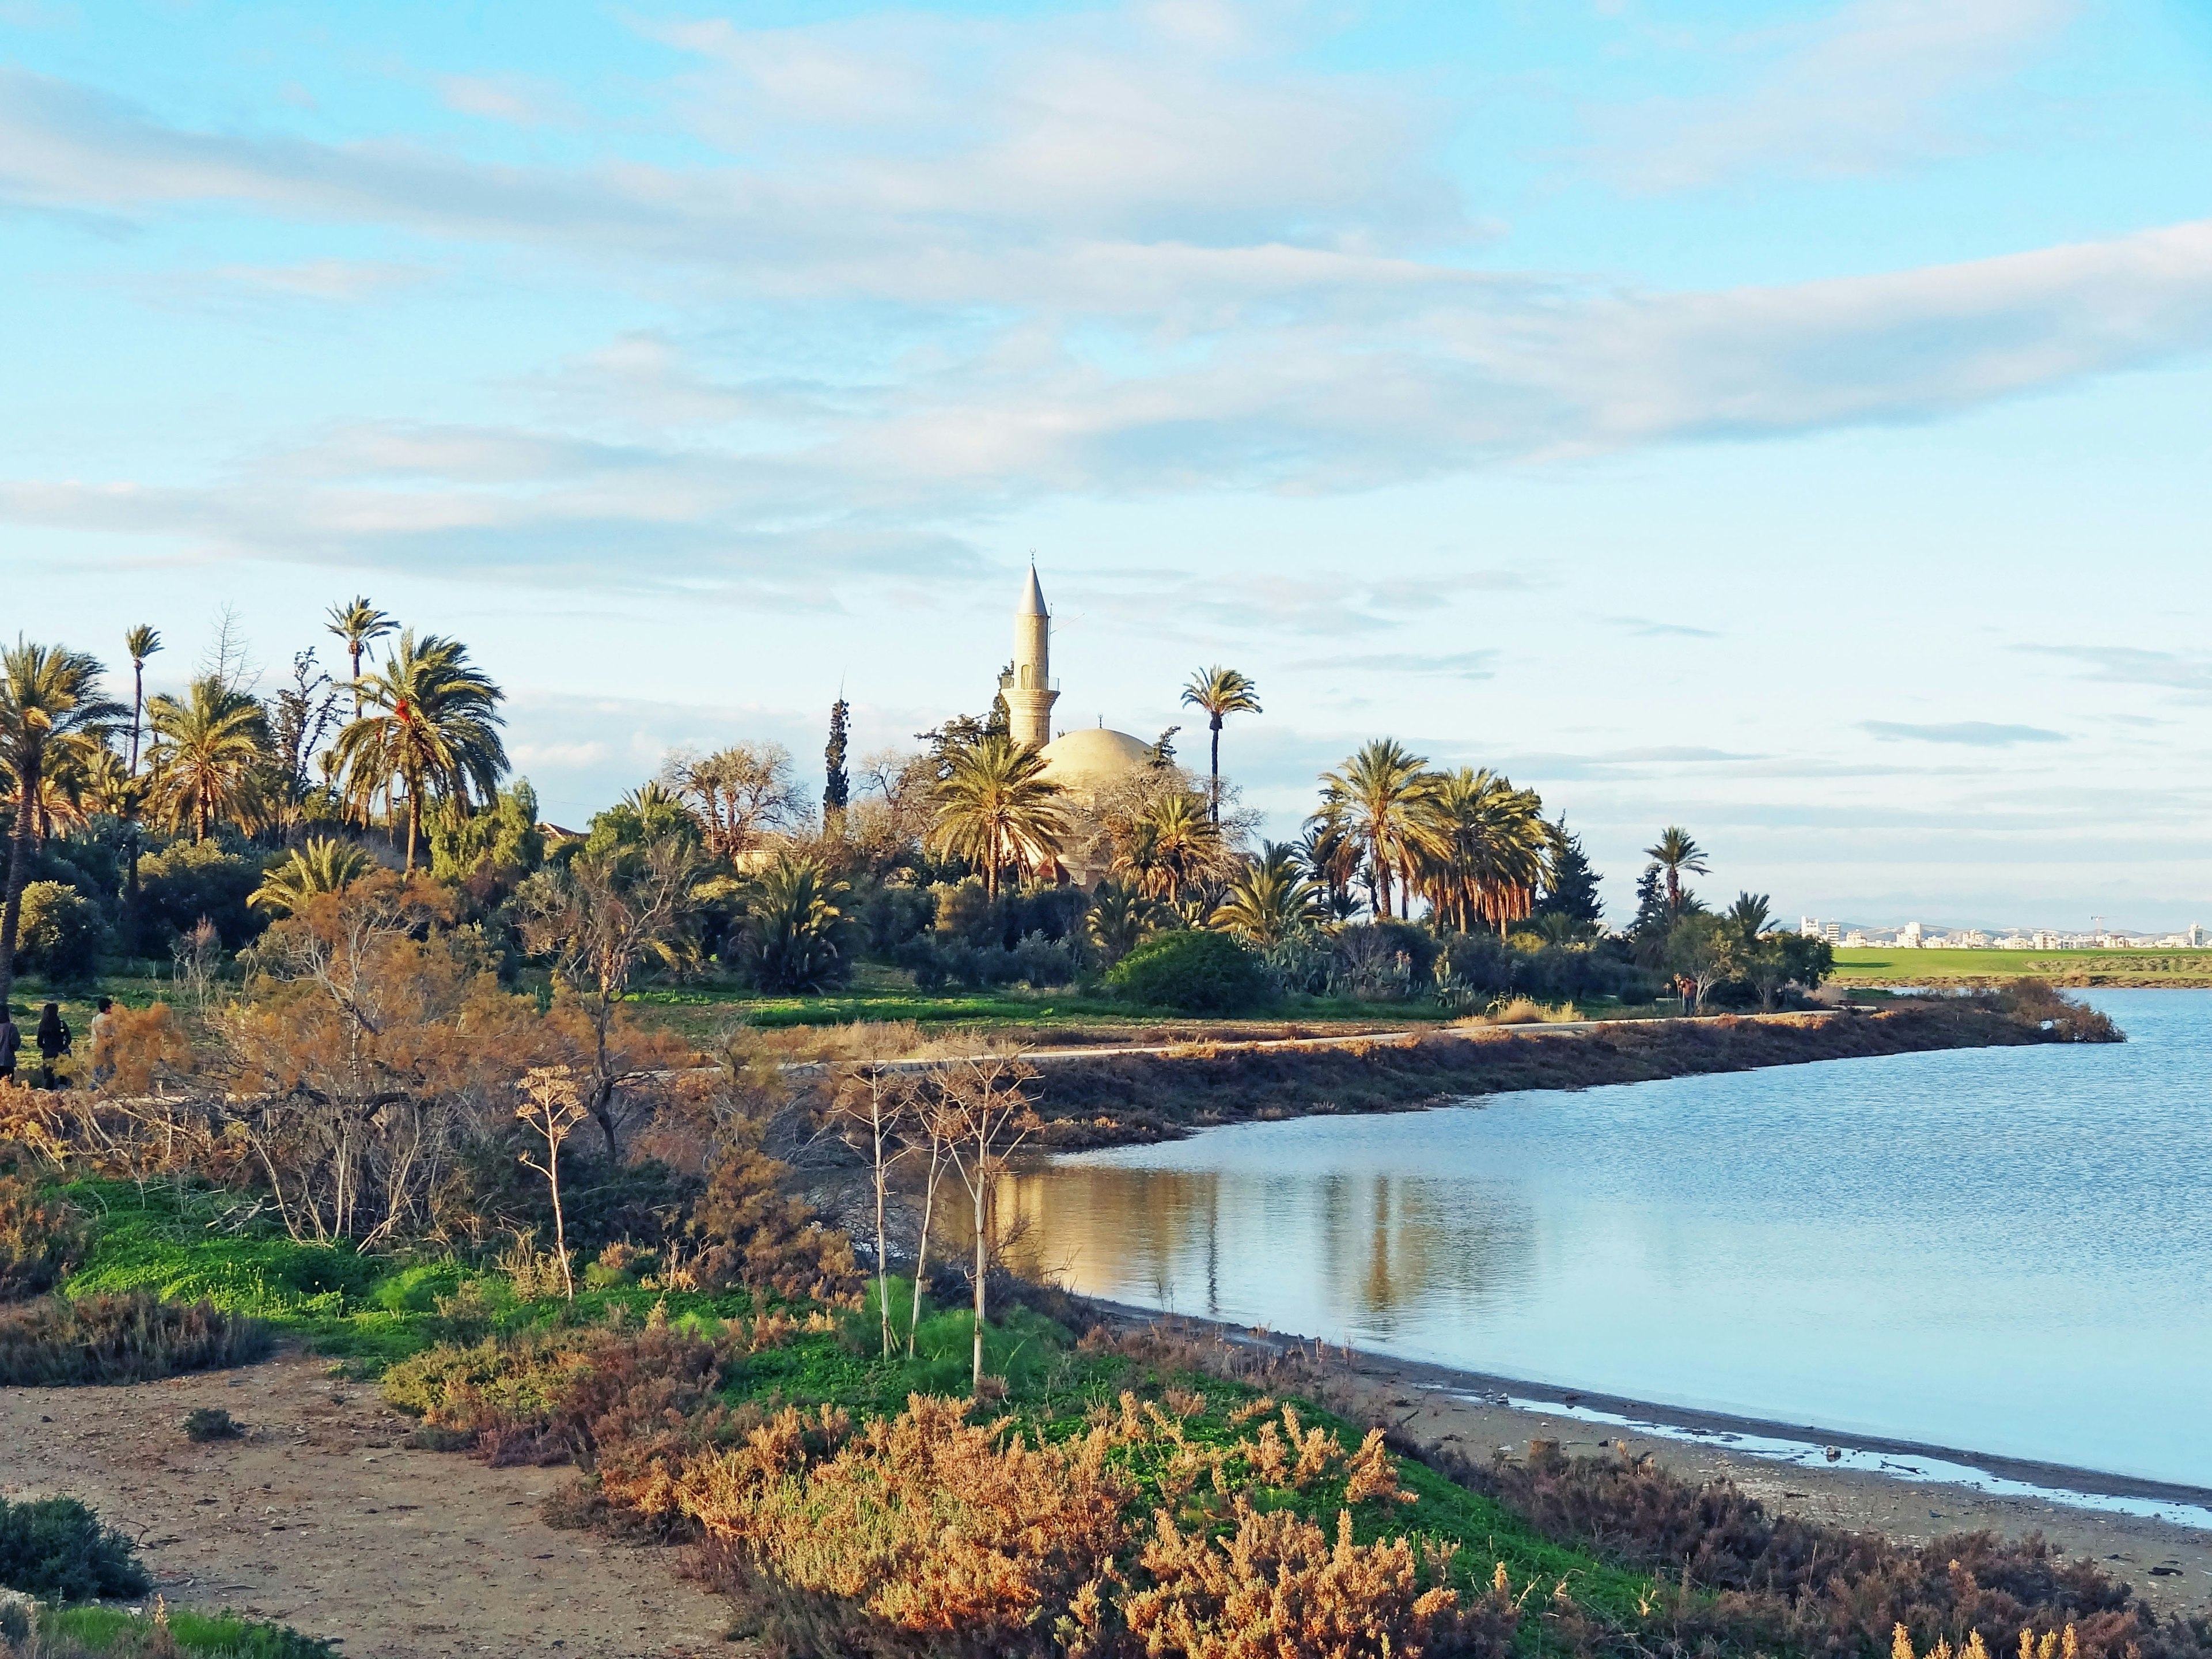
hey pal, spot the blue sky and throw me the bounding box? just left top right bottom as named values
left=4, top=0, right=2211, bottom=929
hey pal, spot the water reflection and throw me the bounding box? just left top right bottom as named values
left=999, top=1161, right=1537, bottom=1336
left=1003, top=991, right=2212, bottom=1488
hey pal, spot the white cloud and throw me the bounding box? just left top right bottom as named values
left=1587, top=0, right=2079, bottom=191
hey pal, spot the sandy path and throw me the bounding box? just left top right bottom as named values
left=0, top=1349, right=731, bottom=1659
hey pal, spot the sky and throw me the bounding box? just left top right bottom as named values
left=3, top=0, right=2211, bottom=930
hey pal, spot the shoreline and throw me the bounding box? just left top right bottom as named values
left=1073, top=1297, right=2212, bottom=1612
left=1009, top=1000, right=2086, bottom=1147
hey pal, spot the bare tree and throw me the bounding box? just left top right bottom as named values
left=516, top=837, right=703, bottom=1156
left=937, top=1051, right=1042, bottom=1389
left=908, top=1090, right=957, bottom=1359
left=832, top=1059, right=921, bottom=1355
left=660, top=743, right=809, bottom=861
left=515, top=1067, right=590, bottom=1300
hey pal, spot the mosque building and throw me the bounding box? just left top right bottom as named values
left=1001, top=567, right=1152, bottom=880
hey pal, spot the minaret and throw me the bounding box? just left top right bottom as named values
left=1002, top=565, right=1060, bottom=751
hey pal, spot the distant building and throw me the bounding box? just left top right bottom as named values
left=1844, top=930, right=1869, bottom=947
left=1897, top=921, right=1923, bottom=948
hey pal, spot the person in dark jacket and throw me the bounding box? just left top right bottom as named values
left=35, top=1002, right=69, bottom=1089
left=0, top=1006, right=18, bottom=1084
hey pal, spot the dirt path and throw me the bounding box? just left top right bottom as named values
left=0, top=1349, right=730, bottom=1659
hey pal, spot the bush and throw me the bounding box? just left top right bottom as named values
left=12, top=882, right=105, bottom=983
left=0, top=1292, right=272, bottom=1386
left=0, top=1495, right=150, bottom=1601
left=1108, top=930, right=1274, bottom=1016
left=0, top=1165, right=88, bottom=1302
left=131, top=837, right=264, bottom=953
left=183, top=1407, right=243, bottom=1442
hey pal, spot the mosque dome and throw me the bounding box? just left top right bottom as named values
left=1037, top=726, right=1151, bottom=797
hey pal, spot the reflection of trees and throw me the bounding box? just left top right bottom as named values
left=999, top=1157, right=1538, bottom=1344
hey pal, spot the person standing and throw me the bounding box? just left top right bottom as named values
left=0, top=1006, right=18, bottom=1085
left=89, top=995, right=116, bottom=1088
left=35, top=1002, right=70, bottom=1089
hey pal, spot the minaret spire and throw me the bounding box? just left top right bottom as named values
left=1003, top=561, right=1059, bottom=750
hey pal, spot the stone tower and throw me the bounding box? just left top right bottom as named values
left=1001, top=565, right=1059, bottom=751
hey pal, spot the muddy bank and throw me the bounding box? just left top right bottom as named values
left=1019, top=1002, right=2074, bottom=1147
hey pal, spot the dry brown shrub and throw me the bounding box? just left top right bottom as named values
left=0, top=1150, right=86, bottom=1302
left=679, top=1393, right=1132, bottom=1653
left=690, top=1118, right=860, bottom=1302
left=1119, top=1499, right=1513, bottom=1659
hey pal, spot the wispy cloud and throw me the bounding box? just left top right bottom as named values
left=1611, top=617, right=1722, bottom=639
left=1291, top=649, right=1497, bottom=680
left=1587, top=0, right=2078, bottom=192
left=2020, top=645, right=2212, bottom=696
left=1861, top=720, right=2065, bottom=746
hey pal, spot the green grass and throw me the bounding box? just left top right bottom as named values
left=1830, top=946, right=2212, bottom=984
left=57, top=1180, right=760, bottom=1374
left=44, top=1604, right=338, bottom=1658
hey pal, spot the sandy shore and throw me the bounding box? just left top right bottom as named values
left=0, top=1349, right=728, bottom=1659
left=1081, top=1300, right=2212, bottom=1618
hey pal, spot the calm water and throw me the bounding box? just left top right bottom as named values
left=1001, top=990, right=2212, bottom=1487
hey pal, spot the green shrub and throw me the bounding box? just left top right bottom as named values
left=43, top=1604, right=340, bottom=1658
left=183, top=1407, right=243, bottom=1442
left=0, top=1495, right=150, bottom=1601
left=1107, top=929, right=1274, bottom=1015
left=131, top=838, right=263, bottom=953
left=12, top=882, right=105, bottom=983
left=0, top=1168, right=88, bottom=1303
left=0, top=1293, right=272, bottom=1386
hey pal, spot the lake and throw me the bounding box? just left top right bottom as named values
left=999, top=990, right=2212, bottom=1488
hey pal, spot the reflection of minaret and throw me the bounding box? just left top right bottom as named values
left=1002, top=565, right=1060, bottom=751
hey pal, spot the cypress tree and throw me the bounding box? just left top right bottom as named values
left=824, top=698, right=850, bottom=828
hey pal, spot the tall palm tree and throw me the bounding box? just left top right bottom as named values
left=1416, top=767, right=1550, bottom=935
left=0, top=641, right=126, bottom=1011
left=1643, top=826, right=1709, bottom=919
left=325, top=597, right=396, bottom=714
left=1211, top=842, right=1321, bottom=948
left=145, top=675, right=274, bottom=840
left=1179, top=665, right=1261, bottom=823
left=250, top=836, right=378, bottom=915
left=331, top=631, right=507, bottom=873
left=1318, top=738, right=1441, bottom=921
left=123, top=625, right=161, bottom=775
left=925, top=734, right=1066, bottom=900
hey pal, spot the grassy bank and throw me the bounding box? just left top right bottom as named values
left=1016, top=995, right=2097, bottom=1147
left=1832, top=946, right=2212, bottom=987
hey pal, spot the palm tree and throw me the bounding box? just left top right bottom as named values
left=145, top=675, right=273, bottom=840
left=325, top=597, right=396, bottom=714
left=1725, top=891, right=1772, bottom=943
left=1296, top=812, right=1362, bottom=922
left=2, top=730, right=107, bottom=845
left=1211, top=842, right=1321, bottom=948
left=1416, top=768, right=1550, bottom=935
left=1112, top=789, right=1221, bottom=903
left=250, top=837, right=378, bottom=915
left=123, top=625, right=161, bottom=775
left=1083, top=879, right=1162, bottom=967
left=1179, top=665, right=1261, bottom=823
left=0, top=641, right=126, bottom=1012
left=1318, top=738, right=1441, bottom=920
left=331, top=631, right=507, bottom=873
left=1643, top=826, right=1709, bottom=919
left=736, top=852, right=851, bottom=992
left=926, top=734, right=1066, bottom=900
